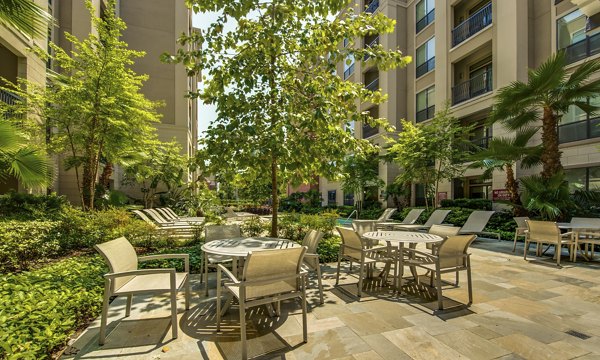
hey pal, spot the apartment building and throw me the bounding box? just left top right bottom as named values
left=321, top=0, right=600, bottom=207
left=0, top=0, right=198, bottom=202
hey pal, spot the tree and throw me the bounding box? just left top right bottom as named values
left=468, top=128, right=542, bottom=215
left=0, top=0, right=53, bottom=38
left=8, top=0, right=161, bottom=209
left=340, top=149, right=384, bottom=216
left=123, top=141, right=188, bottom=208
left=387, top=105, right=471, bottom=209
left=0, top=121, right=48, bottom=189
left=168, top=1, right=410, bottom=236
left=491, top=51, right=600, bottom=179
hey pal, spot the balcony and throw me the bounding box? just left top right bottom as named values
left=365, top=0, right=379, bottom=14
left=416, top=57, right=435, bottom=78
left=452, top=68, right=493, bottom=105
left=362, top=122, right=378, bottom=138
left=416, top=105, right=435, bottom=123
left=564, top=32, right=600, bottom=64
left=452, top=2, right=492, bottom=47
left=559, top=117, right=600, bottom=143
left=343, top=63, right=355, bottom=80
left=470, top=135, right=492, bottom=150
left=363, top=35, right=379, bottom=61
left=365, top=78, right=379, bottom=91
left=416, top=9, right=435, bottom=33
left=0, top=89, right=21, bottom=106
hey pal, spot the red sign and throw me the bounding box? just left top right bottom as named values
left=437, top=192, right=447, bottom=202
left=492, top=189, right=511, bottom=201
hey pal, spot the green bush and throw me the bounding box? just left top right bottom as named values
left=0, top=221, right=62, bottom=272
left=278, top=212, right=338, bottom=242
left=316, top=236, right=341, bottom=263
left=0, top=256, right=105, bottom=359
left=440, top=198, right=492, bottom=210
left=240, top=216, right=270, bottom=237
left=139, top=246, right=203, bottom=273
left=358, top=207, right=384, bottom=220
left=0, top=192, right=69, bottom=220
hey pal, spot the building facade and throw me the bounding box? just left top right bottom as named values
left=321, top=0, right=600, bottom=207
left=0, top=0, right=198, bottom=202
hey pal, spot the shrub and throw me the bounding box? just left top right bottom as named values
left=278, top=212, right=338, bottom=242
left=0, top=192, right=69, bottom=220
left=0, top=256, right=105, bottom=359
left=0, top=220, right=62, bottom=272
left=358, top=207, right=384, bottom=220
left=440, top=198, right=492, bottom=210
left=240, top=216, right=269, bottom=237
left=139, top=246, right=203, bottom=273
left=316, top=235, right=341, bottom=263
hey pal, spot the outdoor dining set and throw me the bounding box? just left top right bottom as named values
left=92, top=207, right=600, bottom=359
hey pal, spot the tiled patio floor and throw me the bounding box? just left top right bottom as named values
left=63, top=240, right=600, bottom=359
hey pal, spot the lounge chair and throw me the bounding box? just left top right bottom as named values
left=458, top=210, right=500, bottom=240
left=94, top=237, right=190, bottom=345
left=405, top=234, right=477, bottom=310
left=202, top=224, right=241, bottom=296
left=512, top=217, right=529, bottom=252
left=156, top=207, right=204, bottom=222
left=143, top=208, right=202, bottom=226
left=301, top=230, right=325, bottom=304
left=216, top=247, right=308, bottom=360
left=376, top=208, right=425, bottom=230
left=132, top=210, right=197, bottom=238
left=393, top=209, right=452, bottom=231
left=524, top=220, right=575, bottom=266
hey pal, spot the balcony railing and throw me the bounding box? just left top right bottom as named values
left=365, top=78, right=379, bottom=91
left=416, top=9, right=435, bottom=33
left=362, top=122, right=379, bottom=138
left=471, top=135, right=492, bottom=149
left=365, top=0, right=379, bottom=14
left=558, top=117, right=600, bottom=143
left=564, top=32, right=600, bottom=65
left=452, top=2, right=492, bottom=47
left=452, top=68, right=493, bottom=105
left=416, top=105, right=435, bottom=123
left=416, top=57, right=435, bottom=78
left=343, top=63, right=355, bottom=80
left=363, top=36, right=379, bottom=60
left=0, top=89, right=21, bottom=106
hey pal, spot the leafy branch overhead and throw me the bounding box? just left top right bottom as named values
left=166, top=0, right=410, bottom=236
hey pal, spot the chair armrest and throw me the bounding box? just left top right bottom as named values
left=217, top=264, right=239, bottom=284
left=402, top=247, right=436, bottom=260
left=304, top=253, right=319, bottom=259
left=241, top=273, right=306, bottom=287
left=139, top=254, right=190, bottom=273
left=104, top=268, right=175, bottom=279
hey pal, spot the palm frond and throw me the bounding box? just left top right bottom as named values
left=2, top=148, right=49, bottom=188
left=502, top=110, right=539, bottom=130
left=0, top=0, right=54, bottom=38
left=528, top=52, right=567, bottom=95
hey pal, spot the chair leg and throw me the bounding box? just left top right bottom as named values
left=455, top=271, right=459, bottom=286
left=316, top=263, right=324, bottom=305
left=216, top=268, right=222, bottom=332
left=125, top=294, right=133, bottom=317
left=99, top=280, right=111, bottom=345
left=204, top=254, right=210, bottom=297
left=301, top=278, right=308, bottom=343
left=357, top=261, right=364, bottom=299
left=335, top=249, right=342, bottom=285
left=240, top=302, right=247, bottom=360
left=467, top=257, right=473, bottom=306
left=556, top=244, right=561, bottom=267
left=170, top=279, right=178, bottom=339
left=435, top=264, right=443, bottom=310
left=512, top=232, right=518, bottom=252
left=524, top=240, right=529, bottom=261
left=185, top=275, right=190, bottom=310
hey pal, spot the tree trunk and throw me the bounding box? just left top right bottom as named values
left=505, top=163, right=527, bottom=216
left=270, top=157, right=278, bottom=237
left=540, top=106, right=563, bottom=179
left=82, top=159, right=94, bottom=211
left=98, top=162, right=113, bottom=192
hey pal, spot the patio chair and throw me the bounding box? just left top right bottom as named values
left=512, top=217, right=529, bottom=252
left=404, top=234, right=477, bottom=310
left=457, top=210, right=500, bottom=240
left=301, top=229, right=325, bottom=304
left=202, top=224, right=242, bottom=296
left=376, top=208, right=425, bottom=230
left=335, top=227, right=392, bottom=298
left=216, top=247, right=308, bottom=360
left=394, top=209, right=452, bottom=231
left=426, top=224, right=461, bottom=251
left=524, top=220, right=575, bottom=266
left=94, top=237, right=190, bottom=345
left=570, top=217, right=600, bottom=262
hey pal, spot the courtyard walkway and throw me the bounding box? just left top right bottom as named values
left=63, top=240, right=600, bottom=360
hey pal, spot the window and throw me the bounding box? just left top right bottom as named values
left=343, top=192, right=354, bottom=206
left=327, top=190, right=337, bottom=205
left=416, top=0, right=435, bottom=33
left=557, top=10, right=586, bottom=50
left=416, top=86, right=435, bottom=122
left=559, top=96, right=600, bottom=143
left=416, top=37, right=435, bottom=78
left=343, top=54, right=355, bottom=80
left=565, top=166, right=600, bottom=192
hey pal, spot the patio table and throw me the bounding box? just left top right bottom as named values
left=362, top=231, right=443, bottom=293
left=557, top=223, right=600, bottom=262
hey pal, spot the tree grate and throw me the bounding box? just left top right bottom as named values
left=565, top=330, right=591, bottom=340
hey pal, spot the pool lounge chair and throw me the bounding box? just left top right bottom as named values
left=377, top=208, right=425, bottom=230
left=458, top=210, right=500, bottom=240
left=393, top=209, right=452, bottom=231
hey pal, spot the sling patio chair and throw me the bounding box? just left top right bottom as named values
left=425, top=224, right=462, bottom=251
left=335, top=227, right=393, bottom=298
left=94, top=237, right=190, bottom=345
left=524, top=220, right=575, bottom=267
left=216, top=246, right=308, bottom=360
left=512, top=216, right=529, bottom=252
left=376, top=208, right=425, bottom=230
left=393, top=209, right=452, bottom=232
left=202, top=224, right=242, bottom=296
left=404, top=234, right=477, bottom=310
left=301, top=229, right=325, bottom=305
left=457, top=210, right=500, bottom=240
left=569, top=217, right=600, bottom=262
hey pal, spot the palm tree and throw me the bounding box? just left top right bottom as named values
left=0, top=0, right=53, bottom=38
left=491, top=51, right=600, bottom=179
left=469, top=127, right=541, bottom=214
left=0, top=121, right=49, bottom=189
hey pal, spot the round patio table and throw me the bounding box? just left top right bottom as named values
left=557, top=222, right=600, bottom=262
left=202, top=237, right=299, bottom=258
left=362, top=231, right=443, bottom=292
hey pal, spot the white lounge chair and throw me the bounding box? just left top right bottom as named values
left=94, top=237, right=190, bottom=345
left=458, top=210, right=500, bottom=240
left=377, top=208, right=425, bottom=230
left=156, top=207, right=204, bottom=223
left=132, top=210, right=197, bottom=238
left=394, top=209, right=452, bottom=231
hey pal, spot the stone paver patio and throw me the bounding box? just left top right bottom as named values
left=63, top=240, right=600, bottom=359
